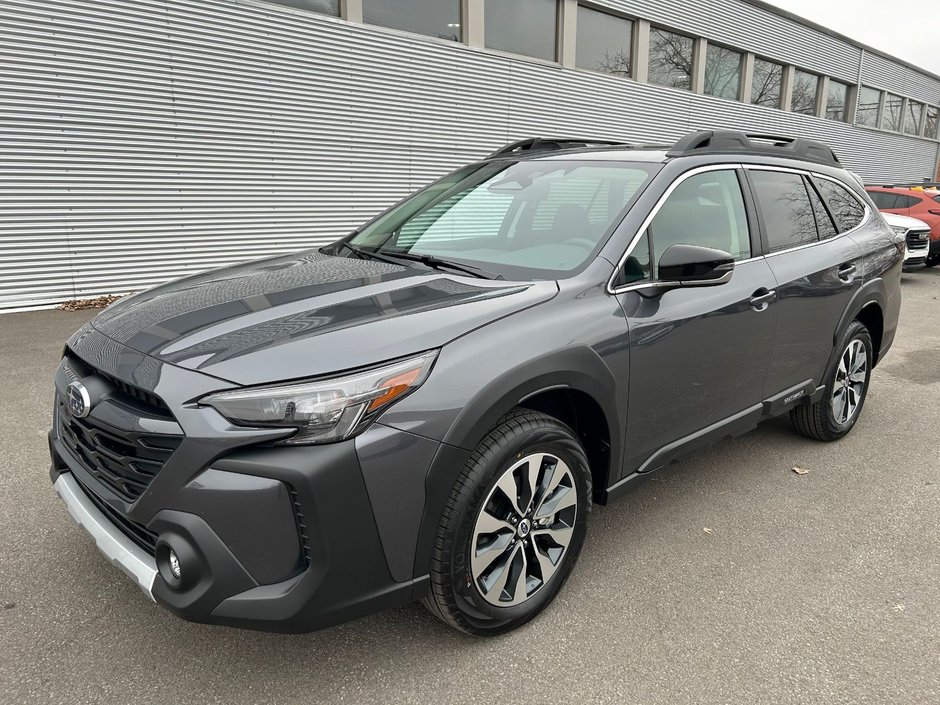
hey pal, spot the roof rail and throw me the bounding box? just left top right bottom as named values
left=486, top=137, right=629, bottom=159
left=666, top=130, right=842, bottom=167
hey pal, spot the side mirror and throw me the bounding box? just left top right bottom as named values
left=658, top=244, right=735, bottom=286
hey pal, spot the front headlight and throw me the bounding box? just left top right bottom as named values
left=200, top=351, right=437, bottom=445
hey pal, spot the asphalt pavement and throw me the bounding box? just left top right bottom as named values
left=1, top=269, right=938, bottom=705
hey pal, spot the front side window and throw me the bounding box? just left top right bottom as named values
left=704, top=45, right=742, bottom=100
left=648, top=28, right=694, bottom=91
left=751, top=58, right=783, bottom=108
left=814, top=178, right=866, bottom=232
left=576, top=5, right=633, bottom=77
left=750, top=170, right=818, bottom=251
left=826, top=80, right=849, bottom=122
left=363, top=0, right=461, bottom=40
left=646, top=170, right=751, bottom=277
left=883, top=94, right=903, bottom=131
left=926, top=106, right=940, bottom=139
left=349, top=160, right=657, bottom=279
left=791, top=70, right=819, bottom=115
left=856, top=86, right=882, bottom=127
left=485, top=0, right=557, bottom=61
left=904, top=101, right=924, bottom=136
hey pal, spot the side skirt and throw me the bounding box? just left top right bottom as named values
left=604, top=380, right=823, bottom=504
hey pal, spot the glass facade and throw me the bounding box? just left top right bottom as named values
left=751, top=58, right=783, bottom=108
left=826, top=80, right=849, bottom=122
left=363, top=0, right=461, bottom=41
left=575, top=5, right=633, bottom=77
left=791, top=70, right=818, bottom=115
left=883, top=94, right=903, bottom=131
left=855, top=86, right=881, bottom=127
left=903, top=101, right=923, bottom=136
left=648, top=28, right=694, bottom=91
left=485, top=0, right=557, bottom=61
left=926, top=106, right=940, bottom=140
left=704, top=45, right=742, bottom=100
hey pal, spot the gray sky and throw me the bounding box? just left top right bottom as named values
left=765, top=0, right=940, bottom=76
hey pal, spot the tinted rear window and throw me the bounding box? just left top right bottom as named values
left=815, top=178, right=866, bottom=232
left=750, top=170, right=818, bottom=252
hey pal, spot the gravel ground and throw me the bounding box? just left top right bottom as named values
left=1, top=269, right=938, bottom=705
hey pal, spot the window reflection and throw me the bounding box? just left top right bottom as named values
left=856, top=86, right=882, bottom=127
left=826, top=80, right=849, bottom=122
left=363, top=0, right=461, bottom=40
left=485, top=0, right=557, bottom=61
left=904, top=101, right=923, bottom=136
left=750, top=171, right=819, bottom=251
left=648, top=28, right=694, bottom=91
left=814, top=179, right=865, bottom=232
left=883, top=94, right=903, bottom=131
left=791, top=70, right=818, bottom=115
left=752, top=58, right=783, bottom=108
left=576, top=5, right=633, bottom=77
left=704, top=45, right=742, bottom=100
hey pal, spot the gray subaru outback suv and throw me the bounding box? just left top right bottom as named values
left=49, top=131, right=902, bottom=634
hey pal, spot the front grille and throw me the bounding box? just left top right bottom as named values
left=57, top=398, right=182, bottom=502
left=907, top=230, right=930, bottom=250
left=75, top=474, right=159, bottom=554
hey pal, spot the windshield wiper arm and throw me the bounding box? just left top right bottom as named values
left=377, top=251, right=504, bottom=280
left=338, top=242, right=502, bottom=280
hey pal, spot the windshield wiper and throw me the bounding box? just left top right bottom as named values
left=338, top=242, right=503, bottom=280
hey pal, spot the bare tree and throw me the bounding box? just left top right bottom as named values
left=594, top=49, right=632, bottom=77
left=648, top=29, right=693, bottom=90
left=752, top=60, right=782, bottom=107
left=704, top=47, right=741, bottom=99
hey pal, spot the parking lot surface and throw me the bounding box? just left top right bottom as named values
left=1, top=270, right=938, bottom=705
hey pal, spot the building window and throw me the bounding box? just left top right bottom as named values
left=575, top=5, right=633, bottom=77
left=648, top=27, right=694, bottom=91
left=485, top=0, right=557, bottom=61
left=791, top=70, right=818, bottom=115
left=856, top=86, right=882, bottom=127
left=363, top=0, right=461, bottom=40
left=926, top=106, right=940, bottom=140
left=904, top=101, right=924, bottom=136
left=751, top=58, right=783, bottom=108
left=704, top=44, right=742, bottom=100
left=826, top=80, right=849, bottom=122
left=883, top=94, right=903, bottom=131
left=268, top=0, right=340, bottom=15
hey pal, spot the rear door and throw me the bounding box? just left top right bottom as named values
left=748, top=168, right=864, bottom=395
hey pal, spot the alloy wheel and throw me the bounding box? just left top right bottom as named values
left=470, top=452, right=578, bottom=607
left=830, top=338, right=867, bottom=425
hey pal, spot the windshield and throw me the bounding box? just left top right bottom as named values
left=345, top=159, right=658, bottom=279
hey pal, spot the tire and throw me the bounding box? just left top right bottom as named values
left=422, top=408, right=592, bottom=635
left=924, top=255, right=938, bottom=268
left=789, top=320, right=873, bottom=442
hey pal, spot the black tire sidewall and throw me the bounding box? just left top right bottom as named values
left=824, top=322, right=873, bottom=437
left=446, top=422, right=590, bottom=633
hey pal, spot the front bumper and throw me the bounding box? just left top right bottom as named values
left=54, top=472, right=158, bottom=599
left=50, top=323, right=440, bottom=632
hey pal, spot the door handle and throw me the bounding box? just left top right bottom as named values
left=838, top=263, right=857, bottom=282
left=749, top=288, right=776, bottom=312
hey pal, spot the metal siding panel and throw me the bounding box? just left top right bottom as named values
left=0, top=0, right=937, bottom=310
left=860, top=50, right=940, bottom=106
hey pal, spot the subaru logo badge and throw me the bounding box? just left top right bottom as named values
left=66, top=381, right=92, bottom=418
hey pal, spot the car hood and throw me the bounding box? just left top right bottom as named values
left=89, top=250, right=557, bottom=385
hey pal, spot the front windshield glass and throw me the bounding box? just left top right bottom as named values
left=346, top=159, right=658, bottom=279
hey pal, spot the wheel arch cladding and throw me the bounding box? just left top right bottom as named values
left=441, top=345, right=620, bottom=502
left=854, top=302, right=884, bottom=366
left=835, top=279, right=886, bottom=363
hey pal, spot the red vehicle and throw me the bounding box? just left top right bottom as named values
left=865, top=186, right=940, bottom=266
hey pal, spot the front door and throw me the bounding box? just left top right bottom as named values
left=613, top=168, right=778, bottom=473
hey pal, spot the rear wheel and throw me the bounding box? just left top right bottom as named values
left=422, top=409, right=591, bottom=635
left=790, top=320, right=872, bottom=442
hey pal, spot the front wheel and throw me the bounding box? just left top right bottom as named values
left=422, top=409, right=591, bottom=635
left=790, top=320, right=873, bottom=442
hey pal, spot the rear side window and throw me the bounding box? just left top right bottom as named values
left=814, top=178, right=866, bottom=232
left=750, top=170, right=818, bottom=252
left=867, top=191, right=899, bottom=209
left=900, top=194, right=922, bottom=209
left=806, top=179, right=838, bottom=240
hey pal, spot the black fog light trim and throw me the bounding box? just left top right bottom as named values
left=155, top=539, right=198, bottom=590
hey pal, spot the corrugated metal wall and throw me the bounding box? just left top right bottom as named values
left=0, top=0, right=937, bottom=311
